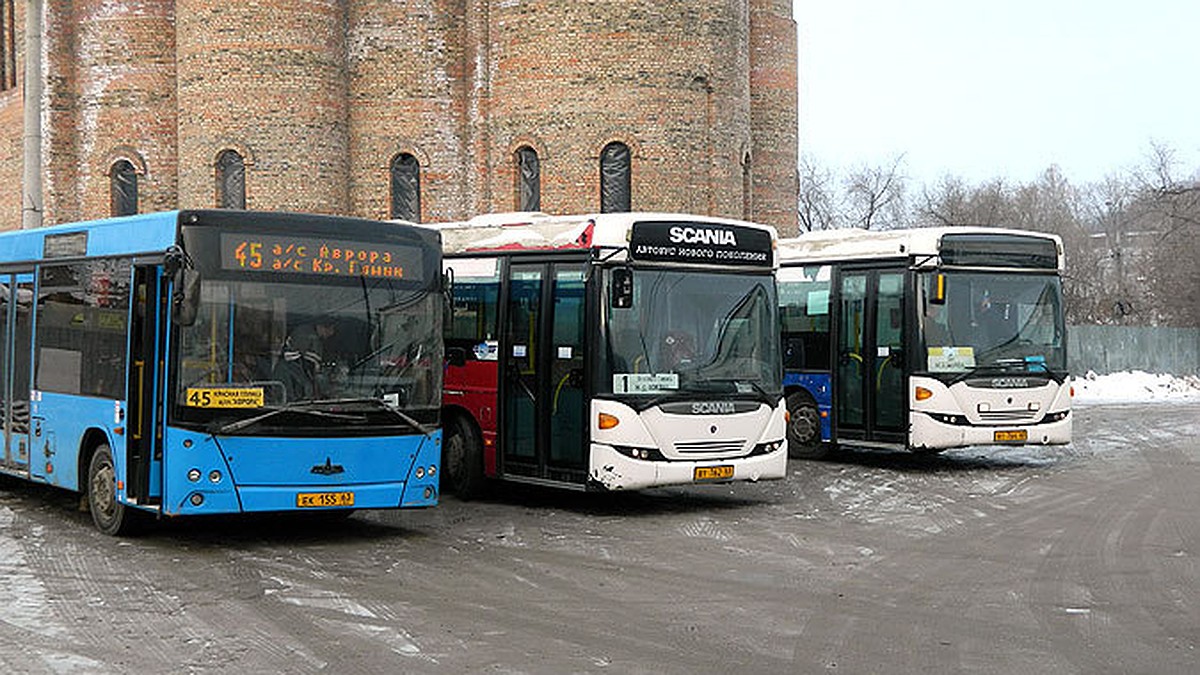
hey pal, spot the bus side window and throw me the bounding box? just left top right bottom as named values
left=445, top=267, right=500, bottom=362
left=779, top=265, right=832, bottom=371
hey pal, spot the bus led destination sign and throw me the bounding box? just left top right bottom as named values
left=628, top=221, right=772, bottom=267
left=219, top=233, right=422, bottom=280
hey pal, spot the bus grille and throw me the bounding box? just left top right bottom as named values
left=978, top=409, right=1039, bottom=423
left=674, top=439, right=747, bottom=455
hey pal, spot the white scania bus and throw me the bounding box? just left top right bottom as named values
left=777, top=226, right=1072, bottom=458
left=433, top=212, right=788, bottom=495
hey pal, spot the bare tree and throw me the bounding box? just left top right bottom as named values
left=794, top=144, right=1198, bottom=327
left=843, top=154, right=907, bottom=230
left=797, top=155, right=840, bottom=232
left=1133, top=141, right=1200, bottom=236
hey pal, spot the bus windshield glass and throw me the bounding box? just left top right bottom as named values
left=601, top=268, right=781, bottom=401
left=918, top=271, right=1065, bottom=375
left=173, top=271, right=441, bottom=435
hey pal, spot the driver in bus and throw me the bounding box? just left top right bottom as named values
left=923, top=300, right=952, bottom=348
left=278, top=318, right=350, bottom=399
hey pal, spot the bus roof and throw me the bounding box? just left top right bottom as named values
left=0, top=211, right=182, bottom=264
left=778, top=226, right=1064, bottom=271
left=424, top=211, right=778, bottom=256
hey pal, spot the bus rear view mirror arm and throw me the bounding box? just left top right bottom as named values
left=173, top=268, right=201, bottom=326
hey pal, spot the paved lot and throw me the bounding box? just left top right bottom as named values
left=1, top=403, right=1197, bottom=673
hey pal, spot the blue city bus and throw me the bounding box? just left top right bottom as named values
left=0, top=210, right=443, bottom=534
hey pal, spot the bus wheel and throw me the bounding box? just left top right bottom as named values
left=442, top=415, right=485, bottom=499
left=87, top=444, right=140, bottom=536
left=786, top=392, right=827, bottom=460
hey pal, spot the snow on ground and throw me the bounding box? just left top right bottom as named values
left=1072, top=370, right=1200, bottom=404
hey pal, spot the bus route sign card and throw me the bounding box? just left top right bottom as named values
left=186, top=387, right=265, bottom=408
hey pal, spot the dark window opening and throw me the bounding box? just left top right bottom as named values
left=110, top=160, right=138, bottom=217
left=390, top=153, right=421, bottom=222
left=216, top=150, right=246, bottom=209
left=600, top=142, right=631, bottom=213
left=516, top=146, right=541, bottom=212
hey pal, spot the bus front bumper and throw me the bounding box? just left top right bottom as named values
left=910, top=412, right=1073, bottom=452
left=588, top=443, right=788, bottom=491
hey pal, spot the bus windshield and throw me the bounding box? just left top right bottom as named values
left=918, top=271, right=1065, bottom=375
left=173, top=274, right=441, bottom=435
left=600, top=268, right=781, bottom=401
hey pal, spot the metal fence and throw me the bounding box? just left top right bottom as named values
left=1068, top=325, right=1200, bottom=376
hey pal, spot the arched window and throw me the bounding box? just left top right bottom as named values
left=516, top=146, right=540, bottom=212
left=110, top=159, right=138, bottom=217
left=390, top=153, right=421, bottom=222
left=600, top=142, right=631, bottom=213
left=216, top=149, right=246, bottom=209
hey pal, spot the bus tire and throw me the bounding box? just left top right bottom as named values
left=786, top=392, right=828, bottom=460
left=87, top=444, right=141, bottom=536
left=442, top=414, right=485, bottom=499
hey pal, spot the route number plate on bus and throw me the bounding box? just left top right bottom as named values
left=693, top=465, right=734, bottom=481
left=993, top=430, right=1028, bottom=443
left=296, top=491, right=355, bottom=508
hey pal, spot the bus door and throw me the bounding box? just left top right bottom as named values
left=501, top=262, right=588, bottom=483
left=1, top=274, right=34, bottom=476
left=834, top=267, right=906, bottom=445
left=124, top=266, right=165, bottom=505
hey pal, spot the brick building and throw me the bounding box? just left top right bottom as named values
left=0, top=0, right=797, bottom=232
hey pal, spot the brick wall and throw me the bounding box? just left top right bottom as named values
left=177, top=0, right=349, bottom=214
left=0, top=0, right=798, bottom=231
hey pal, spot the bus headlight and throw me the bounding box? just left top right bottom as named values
left=415, top=466, right=426, bottom=479
left=915, top=386, right=933, bottom=401
left=187, top=468, right=201, bottom=482
left=598, top=413, right=620, bottom=430
left=613, top=445, right=664, bottom=461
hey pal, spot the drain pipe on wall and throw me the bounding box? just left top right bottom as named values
left=22, top=0, right=44, bottom=230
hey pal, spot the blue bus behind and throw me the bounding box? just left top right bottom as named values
left=0, top=210, right=443, bottom=534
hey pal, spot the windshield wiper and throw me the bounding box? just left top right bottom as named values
left=214, top=401, right=367, bottom=435
left=946, top=359, right=1062, bottom=386
left=213, top=397, right=435, bottom=436
left=692, top=377, right=779, bottom=404
left=329, top=397, right=435, bottom=437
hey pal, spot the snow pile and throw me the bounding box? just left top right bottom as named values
left=1072, top=370, right=1200, bottom=404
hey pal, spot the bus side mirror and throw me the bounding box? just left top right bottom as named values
left=611, top=268, right=634, bottom=308
left=173, top=269, right=201, bottom=326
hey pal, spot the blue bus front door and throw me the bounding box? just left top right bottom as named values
left=1, top=275, right=35, bottom=477
left=124, top=266, right=165, bottom=505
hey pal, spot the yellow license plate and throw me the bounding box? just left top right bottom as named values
left=694, top=465, right=734, bottom=481
left=296, top=491, right=355, bottom=508
left=994, top=429, right=1028, bottom=443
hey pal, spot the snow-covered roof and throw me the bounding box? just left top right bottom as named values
left=424, top=212, right=778, bottom=256
left=778, top=226, right=1062, bottom=269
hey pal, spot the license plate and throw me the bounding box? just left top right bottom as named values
left=993, top=429, right=1028, bottom=443
left=694, top=465, right=734, bottom=481
left=296, top=491, right=355, bottom=508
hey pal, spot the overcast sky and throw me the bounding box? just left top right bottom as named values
left=794, top=0, right=1200, bottom=186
